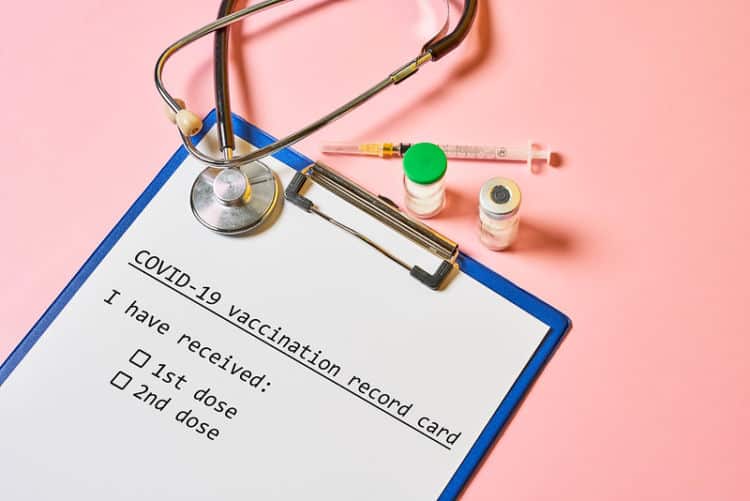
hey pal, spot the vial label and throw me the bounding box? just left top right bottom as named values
left=404, top=176, right=445, bottom=218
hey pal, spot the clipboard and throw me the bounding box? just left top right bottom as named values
left=0, top=111, right=570, bottom=501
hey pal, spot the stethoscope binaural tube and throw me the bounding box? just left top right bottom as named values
left=155, top=0, right=478, bottom=170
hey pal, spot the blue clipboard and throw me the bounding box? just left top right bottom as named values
left=0, top=111, right=570, bottom=500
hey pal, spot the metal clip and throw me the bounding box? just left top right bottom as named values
left=285, top=162, right=458, bottom=290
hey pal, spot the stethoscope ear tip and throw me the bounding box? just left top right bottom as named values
left=163, top=98, right=186, bottom=124
left=175, top=109, right=203, bottom=137
left=163, top=98, right=202, bottom=136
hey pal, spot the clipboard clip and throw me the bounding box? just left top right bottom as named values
left=285, top=163, right=459, bottom=290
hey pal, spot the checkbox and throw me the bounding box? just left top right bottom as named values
left=129, top=349, right=152, bottom=369
left=110, top=371, right=132, bottom=390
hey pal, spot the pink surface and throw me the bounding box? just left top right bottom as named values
left=1, top=1, right=749, bottom=499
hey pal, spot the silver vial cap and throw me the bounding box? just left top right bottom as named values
left=479, top=177, right=521, bottom=218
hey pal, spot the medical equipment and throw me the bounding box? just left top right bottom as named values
left=155, top=0, right=478, bottom=235
left=322, top=140, right=553, bottom=171
left=402, top=143, right=448, bottom=218
left=478, top=177, right=521, bottom=250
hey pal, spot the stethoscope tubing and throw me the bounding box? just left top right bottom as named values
left=155, top=0, right=477, bottom=169
left=214, top=0, right=237, bottom=158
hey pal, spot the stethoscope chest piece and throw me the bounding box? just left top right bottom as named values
left=190, top=162, right=279, bottom=235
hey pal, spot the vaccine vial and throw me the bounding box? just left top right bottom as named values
left=479, top=177, right=522, bottom=250
left=402, top=142, right=447, bottom=218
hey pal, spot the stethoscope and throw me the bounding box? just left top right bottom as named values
left=155, top=0, right=478, bottom=235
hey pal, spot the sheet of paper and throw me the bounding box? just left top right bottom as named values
left=0, top=128, right=550, bottom=500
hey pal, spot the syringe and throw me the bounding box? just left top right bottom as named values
left=321, top=140, right=555, bottom=170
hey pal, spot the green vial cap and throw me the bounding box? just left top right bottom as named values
left=403, top=142, right=447, bottom=185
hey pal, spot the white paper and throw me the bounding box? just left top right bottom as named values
left=0, top=128, right=549, bottom=500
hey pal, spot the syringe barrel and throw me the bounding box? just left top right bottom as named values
left=438, top=144, right=531, bottom=161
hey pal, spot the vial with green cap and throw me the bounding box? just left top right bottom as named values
left=402, top=142, right=447, bottom=218
left=479, top=177, right=522, bottom=250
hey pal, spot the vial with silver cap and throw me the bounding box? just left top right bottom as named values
left=402, top=142, right=448, bottom=218
left=478, top=177, right=522, bottom=250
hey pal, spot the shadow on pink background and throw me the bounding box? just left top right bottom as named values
left=1, top=1, right=748, bottom=499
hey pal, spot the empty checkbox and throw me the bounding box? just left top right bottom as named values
left=110, top=371, right=132, bottom=390
left=129, top=349, right=151, bottom=369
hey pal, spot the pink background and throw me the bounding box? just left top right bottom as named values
left=1, top=1, right=748, bottom=499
